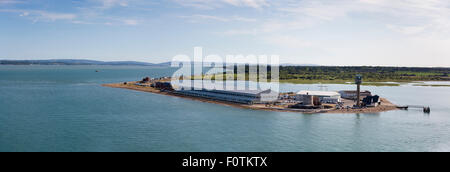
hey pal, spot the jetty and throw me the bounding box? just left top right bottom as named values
left=397, top=105, right=431, bottom=113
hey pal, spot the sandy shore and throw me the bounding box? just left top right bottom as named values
left=102, top=82, right=399, bottom=114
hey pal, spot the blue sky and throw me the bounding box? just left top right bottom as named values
left=1, top=0, right=449, bottom=67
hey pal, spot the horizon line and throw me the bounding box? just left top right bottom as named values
left=1, top=58, right=450, bottom=68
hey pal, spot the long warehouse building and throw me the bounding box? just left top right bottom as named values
left=175, top=87, right=279, bottom=105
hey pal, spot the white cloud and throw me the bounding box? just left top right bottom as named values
left=180, top=14, right=229, bottom=22
left=263, top=35, right=314, bottom=49
left=19, top=11, right=28, bottom=16
left=386, top=24, right=427, bottom=35
left=0, top=9, right=77, bottom=22
left=278, top=1, right=354, bottom=21
left=276, top=0, right=450, bottom=36
left=2, top=0, right=450, bottom=66
left=211, top=0, right=450, bottom=66
left=231, top=16, right=258, bottom=22
left=0, top=0, right=23, bottom=5
left=89, top=0, right=130, bottom=9
left=3, top=0, right=144, bottom=26
left=172, top=0, right=222, bottom=10
left=0, top=7, right=137, bottom=26
left=223, top=0, right=269, bottom=9
left=219, top=0, right=450, bottom=45
left=220, top=18, right=316, bottom=36
left=37, top=11, right=77, bottom=21
left=180, top=14, right=257, bottom=22
left=122, top=19, right=138, bottom=25
left=222, top=29, right=259, bottom=36
left=173, top=0, right=269, bottom=9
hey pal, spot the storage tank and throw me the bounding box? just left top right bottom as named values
left=298, top=95, right=313, bottom=106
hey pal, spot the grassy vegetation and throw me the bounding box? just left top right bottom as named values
left=278, top=66, right=449, bottom=82
left=185, top=74, right=403, bottom=86
left=269, top=79, right=400, bottom=86
left=360, top=82, right=402, bottom=87
left=182, top=66, right=450, bottom=86
left=412, top=84, right=450, bottom=87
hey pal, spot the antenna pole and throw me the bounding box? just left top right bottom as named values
left=355, top=75, right=362, bottom=107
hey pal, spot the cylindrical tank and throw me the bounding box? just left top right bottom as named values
left=299, top=95, right=313, bottom=106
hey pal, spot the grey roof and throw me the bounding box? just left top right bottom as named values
left=174, top=81, right=278, bottom=95
left=213, top=89, right=276, bottom=95
left=179, top=86, right=277, bottom=95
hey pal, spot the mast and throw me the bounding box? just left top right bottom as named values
left=355, top=74, right=362, bottom=107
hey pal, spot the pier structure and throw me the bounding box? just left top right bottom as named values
left=397, top=105, right=431, bottom=113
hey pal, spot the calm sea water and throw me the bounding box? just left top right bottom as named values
left=0, top=65, right=449, bottom=152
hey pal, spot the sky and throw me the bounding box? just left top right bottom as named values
left=0, top=0, right=450, bottom=67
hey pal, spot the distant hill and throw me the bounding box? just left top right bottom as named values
left=0, top=59, right=320, bottom=67
left=0, top=59, right=171, bottom=66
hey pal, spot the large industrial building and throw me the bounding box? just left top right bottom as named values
left=339, top=90, right=372, bottom=100
left=296, top=91, right=341, bottom=104
left=175, top=87, right=279, bottom=105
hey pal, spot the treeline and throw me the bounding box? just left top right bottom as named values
left=278, top=66, right=450, bottom=81
left=226, top=65, right=450, bottom=82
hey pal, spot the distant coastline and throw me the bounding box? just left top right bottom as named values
left=2, top=59, right=449, bottom=87
left=0, top=59, right=317, bottom=67
left=0, top=59, right=171, bottom=67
